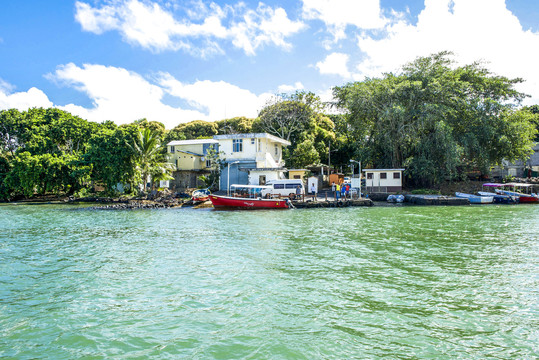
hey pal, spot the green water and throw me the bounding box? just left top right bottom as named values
left=0, top=204, right=538, bottom=359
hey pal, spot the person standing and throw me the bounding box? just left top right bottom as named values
left=296, top=185, right=302, bottom=200
left=335, top=183, right=340, bottom=200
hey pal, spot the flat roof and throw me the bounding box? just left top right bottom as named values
left=167, top=139, right=218, bottom=146
left=213, top=133, right=291, bottom=146
left=363, top=169, right=405, bottom=172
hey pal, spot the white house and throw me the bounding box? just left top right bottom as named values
left=213, top=133, right=291, bottom=191
left=363, top=169, right=405, bottom=193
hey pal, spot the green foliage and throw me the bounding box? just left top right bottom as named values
left=216, top=117, right=254, bottom=134
left=253, top=91, right=336, bottom=168
left=333, top=51, right=537, bottom=186
left=130, top=128, right=173, bottom=191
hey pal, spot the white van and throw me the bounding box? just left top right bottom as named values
left=262, top=179, right=305, bottom=198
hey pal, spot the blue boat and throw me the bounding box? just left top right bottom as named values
left=477, top=191, right=518, bottom=204
left=455, top=192, right=494, bottom=204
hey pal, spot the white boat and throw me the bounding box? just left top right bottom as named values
left=455, top=192, right=494, bottom=204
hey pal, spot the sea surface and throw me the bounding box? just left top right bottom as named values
left=0, top=203, right=538, bottom=359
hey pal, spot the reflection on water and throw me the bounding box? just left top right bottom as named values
left=0, top=204, right=538, bottom=359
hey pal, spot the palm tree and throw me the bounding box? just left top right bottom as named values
left=130, top=128, right=173, bottom=192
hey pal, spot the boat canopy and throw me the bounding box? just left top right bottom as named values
left=230, top=184, right=273, bottom=198
left=482, top=183, right=504, bottom=187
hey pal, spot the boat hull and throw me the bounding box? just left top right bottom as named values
left=209, top=195, right=290, bottom=209
left=477, top=191, right=518, bottom=204
left=497, top=190, right=539, bottom=203
left=455, top=192, right=494, bottom=204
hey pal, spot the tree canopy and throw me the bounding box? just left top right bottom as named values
left=333, top=52, right=537, bottom=186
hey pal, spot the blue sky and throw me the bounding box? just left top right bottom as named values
left=1, top=0, right=538, bottom=128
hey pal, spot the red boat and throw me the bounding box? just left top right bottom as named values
left=493, top=182, right=539, bottom=203
left=192, top=188, right=211, bottom=203
left=209, top=185, right=292, bottom=209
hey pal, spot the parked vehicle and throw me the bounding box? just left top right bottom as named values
left=262, top=179, right=305, bottom=199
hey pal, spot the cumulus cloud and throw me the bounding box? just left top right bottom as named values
left=312, top=0, right=539, bottom=104
left=41, top=63, right=272, bottom=128
left=277, top=82, right=304, bottom=93
left=0, top=79, right=53, bottom=110
left=302, top=0, right=388, bottom=41
left=316, top=53, right=351, bottom=78
left=75, top=0, right=305, bottom=56
left=157, top=73, right=272, bottom=120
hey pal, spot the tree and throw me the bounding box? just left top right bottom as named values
left=130, top=128, right=173, bottom=191
left=333, top=52, right=537, bottom=186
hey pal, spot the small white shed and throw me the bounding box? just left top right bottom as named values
left=363, top=169, right=404, bottom=193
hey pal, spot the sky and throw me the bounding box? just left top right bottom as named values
left=1, top=0, right=539, bottom=129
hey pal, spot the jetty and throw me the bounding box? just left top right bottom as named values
left=292, top=198, right=373, bottom=208
left=405, top=194, right=469, bottom=206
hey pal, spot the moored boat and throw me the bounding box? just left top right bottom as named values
left=209, top=184, right=292, bottom=209
left=494, top=183, right=539, bottom=203
left=455, top=192, right=494, bottom=204
left=192, top=188, right=211, bottom=203
left=477, top=191, right=518, bottom=204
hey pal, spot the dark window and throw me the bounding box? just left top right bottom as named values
left=393, top=172, right=400, bottom=179
left=293, top=175, right=300, bottom=179
left=274, top=184, right=285, bottom=189
left=170, top=146, right=175, bottom=153
left=251, top=138, right=255, bottom=144
left=367, top=173, right=373, bottom=179
left=380, top=172, right=387, bottom=179
left=206, top=160, right=211, bottom=167
left=233, top=139, right=243, bottom=152
left=285, top=183, right=299, bottom=189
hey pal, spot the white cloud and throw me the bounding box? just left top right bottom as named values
left=277, top=82, right=304, bottom=93
left=39, top=63, right=272, bottom=128
left=350, top=0, right=539, bottom=103
left=0, top=80, right=53, bottom=110
left=302, top=0, right=387, bottom=41
left=158, top=74, right=272, bottom=120
left=316, top=53, right=351, bottom=78
left=75, top=0, right=305, bottom=56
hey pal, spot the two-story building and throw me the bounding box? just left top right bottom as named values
left=166, top=139, right=219, bottom=190
left=213, top=133, right=291, bottom=191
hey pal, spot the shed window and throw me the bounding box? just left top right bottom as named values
left=293, top=175, right=300, bottom=179
left=367, top=173, right=373, bottom=179
left=393, top=172, right=400, bottom=179
left=206, top=160, right=212, bottom=167
left=233, top=139, right=243, bottom=152
left=170, top=146, right=175, bottom=153
left=380, top=172, right=387, bottom=179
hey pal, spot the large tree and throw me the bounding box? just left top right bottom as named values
left=333, top=52, right=537, bottom=186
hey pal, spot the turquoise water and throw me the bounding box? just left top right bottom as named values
left=0, top=203, right=538, bottom=359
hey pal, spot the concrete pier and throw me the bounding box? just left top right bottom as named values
left=291, top=198, right=373, bottom=208
left=405, top=194, right=469, bottom=205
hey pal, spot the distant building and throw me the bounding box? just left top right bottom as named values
left=166, top=139, right=219, bottom=190
left=213, top=133, right=291, bottom=191
left=491, top=143, right=539, bottom=178
left=363, top=169, right=405, bottom=193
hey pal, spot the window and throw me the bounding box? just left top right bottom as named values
left=258, top=140, right=261, bottom=152
left=380, top=172, right=387, bottom=179
left=367, top=173, right=373, bottom=179
left=294, top=175, right=300, bottom=179
left=170, top=146, right=175, bottom=153
left=285, top=183, right=299, bottom=189
left=275, top=144, right=278, bottom=156
left=251, top=138, right=255, bottom=145
left=393, top=172, right=400, bottom=179
left=233, top=139, right=243, bottom=152
left=274, top=184, right=285, bottom=189
left=206, top=160, right=211, bottom=167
